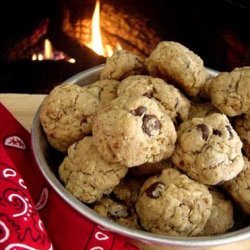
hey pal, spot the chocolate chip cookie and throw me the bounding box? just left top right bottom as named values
left=210, top=67, right=250, bottom=117
left=171, top=113, right=244, bottom=185
left=200, top=189, right=234, bottom=236
left=92, top=95, right=177, bottom=167
left=234, top=115, right=250, bottom=159
left=188, top=102, right=218, bottom=120
left=86, top=79, right=120, bottom=107
left=40, top=84, right=99, bottom=152
left=93, top=197, right=140, bottom=229
left=117, top=75, right=190, bottom=124
left=112, top=178, right=143, bottom=206
left=100, top=50, right=146, bottom=81
left=145, top=41, right=208, bottom=97
left=59, top=137, right=128, bottom=203
left=136, top=168, right=212, bottom=236
left=223, top=157, right=250, bottom=215
left=200, top=74, right=215, bottom=99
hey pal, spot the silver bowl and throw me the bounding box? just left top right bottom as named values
left=31, top=65, right=250, bottom=250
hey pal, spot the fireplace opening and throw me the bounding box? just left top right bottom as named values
left=0, top=0, right=249, bottom=94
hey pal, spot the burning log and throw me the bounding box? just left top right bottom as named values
left=48, top=30, right=105, bottom=67
left=101, top=4, right=161, bottom=56
left=62, top=2, right=161, bottom=57
left=2, top=20, right=49, bottom=63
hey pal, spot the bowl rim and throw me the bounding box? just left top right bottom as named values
left=31, top=65, right=250, bottom=247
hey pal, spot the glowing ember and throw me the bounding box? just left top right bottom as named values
left=31, top=39, right=76, bottom=63
left=86, top=0, right=122, bottom=57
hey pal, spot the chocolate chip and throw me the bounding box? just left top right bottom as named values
left=174, top=98, right=179, bottom=109
left=226, top=125, right=233, bottom=140
left=80, top=117, right=87, bottom=125
left=213, top=129, right=222, bottom=137
left=131, top=106, right=147, bottom=116
left=143, top=92, right=153, bottom=98
left=179, top=160, right=184, bottom=167
left=175, top=112, right=182, bottom=126
left=142, top=115, right=161, bottom=136
left=196, top=124, right=209, bottom=140
left=145, top=182, right=165, bottom=199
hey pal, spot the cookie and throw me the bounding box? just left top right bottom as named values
left=188, top=102, right=218, bottom=120
left=234, top=115, right=250, bottom=159
left=100, top=50, right=146, bottom=81
left=210, top=67, right=250, bottom=117
left=92, top=95, right=177, bottom=167
left=86, top=79, right=119, bottom=108
left=40, top=84, right=99, bottom=152
left=199, top=189, right=234, bottom=236
left=223, top=157, right=250, bottom=215
left=93, top=197, right=140, bottom=229
left=145, top=41, right=208, bottom=97
left=171, top=113, right=244, bottom=185
left=112, top=178, right=143, bottom=206
left=135, top=168, right=212, bottom=236
left=117, top=75, right=190, bottom=124
left=129, top=159, right=173, bottom=178
left=200, top=74, right=215, bottom=99
left=59, top=137, right=128, bottom=203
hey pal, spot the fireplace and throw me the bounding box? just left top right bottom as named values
left=0, top=0, right=249, bottom=94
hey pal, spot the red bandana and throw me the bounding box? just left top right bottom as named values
left=0, top=103, right=138, bottom=250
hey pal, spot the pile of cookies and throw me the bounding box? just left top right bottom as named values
left=40, top=41, right=250, bottom=237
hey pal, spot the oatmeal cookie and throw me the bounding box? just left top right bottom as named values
left=40, top=84, right=99, bottom=152
left=112, top=178, right=143, bottom=206
left=93, top=197, right=140, bottom=229
left=100, top=50, right=146, bottom=81
left=86, top=79, right=119, bottom=108
left=210, top=67, right=250, bottom=116
left=223, top=158, right=250, bottom=215
left=200, top=74, right=215, bottom=99
left=59, top=137, right=127, bottom=203
left=117, top=75, right=190, bottom=124
left=145, top=41, right=208, bottom=97
left=135, top=168, right=212, bottom=236
left=200, top=189, right=234, bottom=236
left=171, top=113, right=244, bottom=185
left=92, top=96, right=177, bottom=167
left=188, top=102, right=218, bottom=119
left=234, top=115, right=250, bottom=158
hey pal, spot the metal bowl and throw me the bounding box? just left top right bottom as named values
left=31, top=65, right=250, bottom=250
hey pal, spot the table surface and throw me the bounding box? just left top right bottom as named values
left=1, top=93, right=250, bottom=250
left=0, top=93, right=46, bottom=131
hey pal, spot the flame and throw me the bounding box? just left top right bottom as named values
left=91, top=0, right=104, bottom=55
left=38, top=53, right=43, bottom=61
left=116, top=42, right=123, bottom=51
left=86, top=0, right=122, bottom=57
left=31, top=39, right=75, bottom=63
left=44, top=39, right=54, bottom=59
left=32, top=54, right=37, bottom=60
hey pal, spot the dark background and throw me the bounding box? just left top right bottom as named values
left=0, top=0, right=249, bottom=93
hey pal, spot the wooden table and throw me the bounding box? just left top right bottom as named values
left=0, top=93, right=46, bottom=131
left=1, top=93, right=250, bottom=250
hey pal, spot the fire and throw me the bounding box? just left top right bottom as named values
left=32, top=39, right=75, bottom=63
left=86, top=0, right=122, bottom=57
left=44, top=39, right=54, bottom=59
left=91, top=0, right=103, bottom=55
